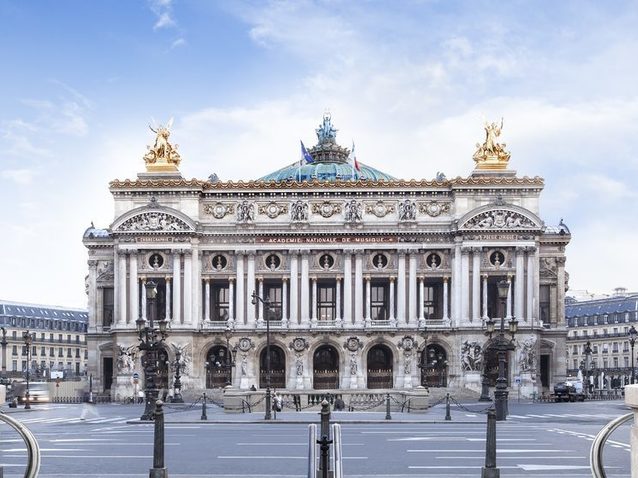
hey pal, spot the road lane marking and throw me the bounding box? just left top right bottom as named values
left=217, top=456, right=368, bottom=460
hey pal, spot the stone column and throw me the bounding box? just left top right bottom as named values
left=556, top=257, right=567, bottom=327
left=335, top=277, right=342, bottom=327
left=300, top=252, right=310, bottom=326
left=452, top=243, right=462, bottom=327
left=418, top=277, right=425, bottom=327
left=364, top=276, right=371, bottom=326
left=257, top=277, right=264, bottom=325
left=172, top=251, right=181, bottom=325
left=228, top=277, right=235, bottom=326
left=204, top=279, right=211, bottom=322
left=461, top=247, right=470, bottom=324
left=472, top=248, right=481, bottom=323
left=183, top=251, right=192, bottom=325
left=129, top=252, right=138, bottom=324
left=482, top=274, right=488, bottom=320
left=165, top=276, right=171, bottom=322
left=442, top=276, right=450, bottom=325
left=191, top=248, right=201, bottom=327
left=141, top=276, right=147, bottom=321
left=526, top=247, right=535, bottom=323
left=118, top=251, right=127, bottom=325
left=515, top=247, right=525, bottom=320
left=281, top=278, right=288, bottom=328
left=235, top=253, right=245, bottom=326
left=289, top=253, right=298, bottom=326
left=408, top=252, right=418, bottom=324
left=397, top=252, right=406, bottom=324
left=87, top=260, right=98, bottom=331
left=311, top=276, right=318, bottom=327
left=354, top=251, right=364, bottom=327
left=343, top=252, right=352, bottom=325
left=246, top=252, right=256, bottom=327
left=389, top=276, right=396, bottom=326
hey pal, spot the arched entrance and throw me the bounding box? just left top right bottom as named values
left=206, top=345, right=232, bottom=388
left=367, top=344, right=393, bottom=389
left=313, top=345, right=339, bottom=389
left=420, top=344, right=448, bottom=387
left=260, top=345, right=286, bottom=389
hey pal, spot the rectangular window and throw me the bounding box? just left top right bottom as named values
left=612, top=342, right=619, bottom=353
left=573, top=359, right=578, bottom=369
left=370, top=282, right=388, bottom=321
left=625, top=357, right=630, bottom=367
left=613, top=357, right=619, bottom=368
left=317, top=283, right=336, bottom=321
left=102, top=287, right=114, bottom=328
left=21, top=360, right=27, bottom=371
left=422, top=284, right=443, bottom=319
left=40, top=347, right=46, bottom=356
left=49, top=347, right=54, bottom=357
left=264, top=283, right=283, bottom=320
left=539, top=285, right=550, bottom=324
left=58, top=348, right=63, bottom=357
left=12, top=360, right=17, bottom=372
left=11, top=345, right=17, bottom=356
left=211, top=284, right=230, bottom=321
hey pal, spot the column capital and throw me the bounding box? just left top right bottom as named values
left=311, top=276, right=318, bottom=282
left=257, top=276, right=264, bottom=282
left=336, top=276, right=342, bottom=282
left=88, top=259, right=98, bottom=268
left=471, top=246, right=483, bottom=253
left=482, top=273, right=489, bottom=279
left=282, top=277, right=288, bottom=282
left=461, top=246, right=472, bottom=254
left=140, top=276, right=147, bottom=283
left=443, top=276, right=449, bottom=283
left=418, top=276, right=425, bottom=282
left=204, top=277, right=210, bottom=283
left=526, top=246, right=538, bottom=253
left=364, top=275, right=371, bottom=282
left=389, top=276, right=396, bottom=282
left=165, top=276, right=171, bottom=282
left=556, top=256, right=566, bottom=266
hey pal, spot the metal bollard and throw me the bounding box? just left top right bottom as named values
left=385, top=393, right=392, bottom=420
left=481, top=407, right=499, bottom=478
left=319, top=400, right=331, bottom=475
left=149, top=400, right=168, bottom=478
left=445, top=393, right=451, bottom=421
left=201, top=392, right=208, bottom=421
left=317, top=434, right=333, bottom=478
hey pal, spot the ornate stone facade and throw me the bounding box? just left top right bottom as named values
left=83, top=116, right=571, bottom=400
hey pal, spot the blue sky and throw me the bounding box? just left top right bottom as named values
left=1, top=0, right=637, bottom=308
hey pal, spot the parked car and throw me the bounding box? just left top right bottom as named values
left=554, top=380, right=585, bottom=402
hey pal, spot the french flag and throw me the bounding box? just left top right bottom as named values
left=350, top=141, right=361, bottom=172
left=300, top=140, right=314, bottom=164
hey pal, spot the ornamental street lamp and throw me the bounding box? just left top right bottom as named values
left=172, top=349, right=184, bottom=403
left=485, top=280, right=518, bottom=421
left=23, top=330, right=34, bottom=409
left=251, top=291, right=273, bottom=420
left=136, top=280, right=168, bottom=421
left=628, top=326, right=637, bottom=384
left=584, top=341, right=592, bottom=396
left=223, top=325, right=238, bottom=387
left=0, top=327, right=7, bottom=378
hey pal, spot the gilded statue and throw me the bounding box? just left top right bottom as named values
left=143, top=119, right=182, bottom=172
left=473, top=118, right=511, bottom=170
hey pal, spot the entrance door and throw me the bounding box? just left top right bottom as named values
left=313, top=345, right=339, bottom=389
left=540, top=354, right=550, bottom=389
left=206, top=346, right=232, bottom=388
left=103, top=357, right=113, bottom=392
left=420, top=344, right=448, bottom=387
left=260, top=345, right=286, bottom=389
left=367, top=344, right=393, bottom=389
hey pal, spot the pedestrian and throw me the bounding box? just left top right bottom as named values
left=250, top=384, right=257, bottom=391
left=80, top=400, right=100, bottom=421
left=293, top=394, right=301, bottom=411
left=333, top=395, right=345, bottom=411
left=137, top=390, right=144, bottom=404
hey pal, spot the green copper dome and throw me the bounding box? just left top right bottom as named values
left=258, top=114, right=395, bottom=182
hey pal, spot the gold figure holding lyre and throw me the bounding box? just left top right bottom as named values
left=473, top=118, right=511, bottom=170
left=143, top=118, right=182, bottom=172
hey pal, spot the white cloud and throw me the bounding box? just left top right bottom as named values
left=148, top=0, right=176, bottom=30
left=169, top=38, right=186, bottom=50
left=1, top=168, right=37, bottom=185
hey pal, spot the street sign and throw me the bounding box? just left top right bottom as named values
left=514, top=376, right=521, bottom=385
left=132, top=372, right=139, bottom=380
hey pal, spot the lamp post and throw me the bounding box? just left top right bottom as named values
left=136, top=280, right=168, bottom=421
left=172, top=350, right=183, bottom=403
left=628, top=326, right=637, bottom=384
left=251, top=291, right=273, bottom=420
left=23, top=330, right=33, bottom=409
left=485, top=280, right=517, bottom=421
left=0, top=327, right=7, bottom=378
left=584, top=341, right=592, bottom=397
left=223, top=325, right=237, bottom=387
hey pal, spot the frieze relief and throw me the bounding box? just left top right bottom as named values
left=258, top=201, right=288, bottom=219
left=344, top=200, right=363, bottom=223
left=364, top=200, right=395, bottom=218
left=96, top=261, right=114, bottom=282
left=462, top=209, right=537, bottom=230
left=398, top=199, right=417, bottom=221
left=203, top=202, right=235, bottom=219
left=539, top=257, right=558, bottom=278
left=311, top=201, right=342, bottom=218
left=290, top=200, right=309, bottom=222
left=236, top=201, right=255, bottom=223
left=116, top=212, right=191, bottom=233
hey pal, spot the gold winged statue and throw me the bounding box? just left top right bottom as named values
left=143, top=118, right=182, bottom=172
left=473, top=118, right=511, bottom=170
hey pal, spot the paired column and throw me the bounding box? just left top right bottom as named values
left=257, top=277, right=264, bottom=324
left=183, top=251, right=192, bottom=325
left=397, top=252, right=406, bottom=324
left=311, top=277, right=318, bottom=326
left=364, top=276, right=371, bottom=326
left=451, top=243, right=462, bottom=327
left=281, top=278, right=288, bottom=327
left=526, top=247, right=536, bottom=323
left=129, top=252, right=138, bottom=323
left=515, top=247, right=525, bottom=320
left=354, top=252, right=363, bottom=327
left=300, top=252, right=310, bottom=326
left=506, top=276, right=513, bottom=319
left=418, top=277, right=425, bottom=326
left=141, top=276, right=147, bottom=321
left=165, top=277, right=172, bottom=322
left=118, top=250, right=127, bottom=325
left=172, top=252, right=182, bottom=324
left=87, top=260, right=98, bottom=330
left=482, top=274, right=489, bottom=320
left=556, top=257, right=567, bottom=327
left=389, top=276, right=396, bottom=325
left=204, top=279, right=211, bottom=322
left=246, top=252, right=256, bottom=327
left=408, top=252, right=418, bottom=324
left=228, top=277, right=235, bottom=326
left=472, top=248, right=481, bottom=323
left=235, top=254, right=245, bottom=326
left=343, top=253, right=352, bottom=325
left=289, top=252, right=299, bottom=326
left=335, top=277, right=342, bottom=326
left=442, top=277, right=450, bottom=324
left=461, top=247, right=470, bottom=324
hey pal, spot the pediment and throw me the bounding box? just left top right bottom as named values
left=458, top=204, right=543, bottom=232
left=112, top=206, right=196, bottom=234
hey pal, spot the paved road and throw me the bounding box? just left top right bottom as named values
left=0, top=400, right=632, bottom=477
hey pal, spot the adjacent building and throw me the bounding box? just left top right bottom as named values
left=83, top=115, right=570, bottom=400
left=566, top=289, right=638, bottom=389
left=0, top=300, right=89, bottom=379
